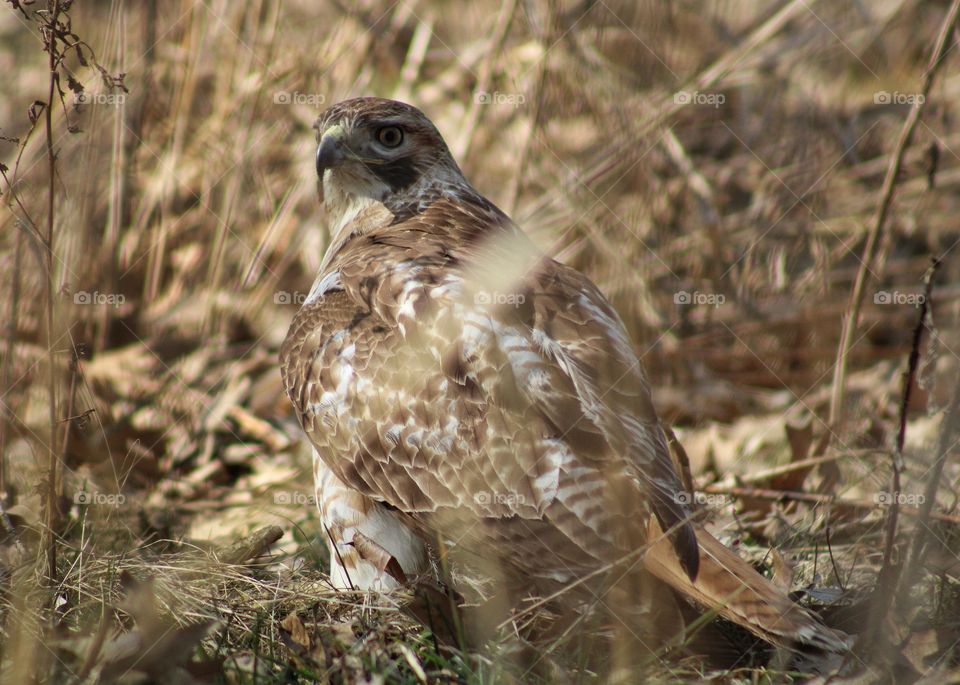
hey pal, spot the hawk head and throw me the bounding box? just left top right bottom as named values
left=314, top=97, right=474, bottom=228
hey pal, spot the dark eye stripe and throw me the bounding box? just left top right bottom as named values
left=371, top=156, right=418, bottom=191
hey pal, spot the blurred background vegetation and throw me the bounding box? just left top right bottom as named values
left=1, top=0, right=959, bottom=682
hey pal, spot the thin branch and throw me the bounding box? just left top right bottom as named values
left=41, top=0, right=63, bottom=586
left=828, top=0, right=960, bottom=433
left=863, top=260, right=938, bottom=654
left=899, top=295, right=960, bottom=600
left=701, top=485, right=960, bottom=525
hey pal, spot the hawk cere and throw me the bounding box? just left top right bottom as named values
left=280, top=97, right=849, bottom=658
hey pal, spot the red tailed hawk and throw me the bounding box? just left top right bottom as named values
left=280, top=97, right=849, bottom=657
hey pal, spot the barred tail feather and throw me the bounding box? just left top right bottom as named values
left=643, top=518, right=852, bottom=653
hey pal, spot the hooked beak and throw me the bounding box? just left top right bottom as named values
left=316, top=126, right=346, bottom=178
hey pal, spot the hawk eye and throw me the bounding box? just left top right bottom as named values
left=376, top=126, right=404, bottom=148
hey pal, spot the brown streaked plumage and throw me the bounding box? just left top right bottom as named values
left=280, top=96, right=849, bottom=656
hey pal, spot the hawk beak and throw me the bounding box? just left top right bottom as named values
left=316, top=127, right=346, bottom=178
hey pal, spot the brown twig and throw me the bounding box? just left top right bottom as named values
left=0, top=227, right=24, bottom=496
left=828, top=0, right=960, bottom=434
left=702, top=485, right=960, bottom=525
left=706, top=451, right=875, bottom=490
left=58, top=339, right=81, bottom=473
left=899, top=278, right=960, bottom=599
left=863, top=259, right=938, bottom=653
left=41, top=0, right=63, bottom=586
left=824, top=518, right=846, bottom=591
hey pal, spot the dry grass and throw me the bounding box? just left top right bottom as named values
left=2, top=0, right=960, bottom=682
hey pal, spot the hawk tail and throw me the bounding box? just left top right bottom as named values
left=643, top=518, right=851, bottom=653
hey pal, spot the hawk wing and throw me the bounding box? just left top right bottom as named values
left=280, top=198, right=698, bottom=576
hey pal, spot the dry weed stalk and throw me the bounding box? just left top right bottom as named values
left=39, top=0, right=63, bottom=588
left=863, top=259, right=939, bottom=657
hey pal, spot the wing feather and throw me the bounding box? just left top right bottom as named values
left=280, top=197, right=697, bottom=575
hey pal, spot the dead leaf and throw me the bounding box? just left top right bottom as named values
left=280, top=612, right=311, bottom=653
left=351, top=531, right=408, bottom=584
left=773, top=412, right=814, bottom=491
left=767, top=548, right=794, bottom=591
